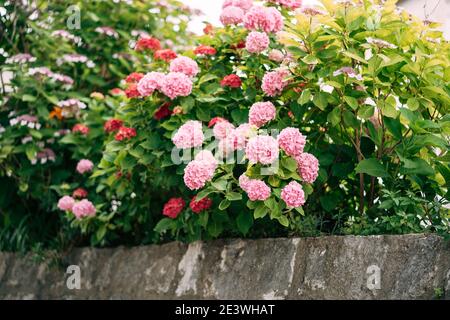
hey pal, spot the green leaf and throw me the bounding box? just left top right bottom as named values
left=384, top=117, right=402, bottom=139
left=327, top=107, right=341, bottom=126
left=343, top=110, right=359, bottom=128
left=218, top=199, right=231, bottom=210
left=195, top=188, right=214, bottom=201
left=406, top=98, right=420, bottom=111
left=302, top=54, right=320, bottom=65
left=312, top=92, right=328, bottom=110
left=196, top=108, right=210, bottom=122
left=355, top=158, right=389, bottom=177
left=25, top=144, right=37, bottom=161
left=154, top=218, right=176, bottom=233
left=236, top=212, right=253, bottom=235
left=226, top=192, right=242, bottom=201
left=342, top=51, right=368, bottom=64
left=231, top=108, right=249, bottom=123
left=402, top=158, right=434, bottom=176
left=207, top=216, right=223, bottom=237
left=320, top=195, right=339, bottom=212
left=120, top=154, right=137, bottom=170
left=180, top=96, right=195, bottom=113
left=381, top=96, right=399, bottom=118
left=276, top=215, right=289, bottom=227
left=344, top=96, right=358, bottom=110
left=254, top=203, right=268, bottom=219
left=297, top=89, right=311, bottom=105
left=281, top=157, right=298, bottom=172
left=211, top=179, right=228, bottom=191
left=198, top=74, right=218, bottom=85
left=268, top=175, right=280, bottom=187
left=358, top=105, right=375, bottom=119
left=22, top=94, right=36, bottom=102
left=264, top=197, right=276, bottom=211
left=96, top=224, right=107, bottom=241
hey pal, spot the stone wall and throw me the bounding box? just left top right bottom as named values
left=0, top=234, right=449, bottom=299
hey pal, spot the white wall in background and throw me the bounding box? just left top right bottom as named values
left=399, top=0, right=450, bottom=39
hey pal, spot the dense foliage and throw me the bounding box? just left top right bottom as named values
left=0, top=0, right=449, bottom=252
left=0, top=0, right=195, bottom=251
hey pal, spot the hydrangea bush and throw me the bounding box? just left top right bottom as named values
left=1, top=0, right=449, bottom=250
left=84, top=0, right=448, bottom=246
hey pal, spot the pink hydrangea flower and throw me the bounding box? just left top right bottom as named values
left=243, top=6, right=283, bottom=33
left=245, top=31, right=270, bottom=54
left=57, top=196, right=75, bottom=211
left=238, top=173, right=251, bottom=191
left=277, top=127, right=306, bottom=157
left=267, top=0, right=302, bottom=9
left=160, top=72, right=193, bottom=100
left=137, top=72, right=165, bottom=96
left=223, top=0, right=253, bottom=11
left=245, top=179, right=271, bottom=201
left=184, top=159, right=217, bottom=190
left=76, top=159, right=94, bottom=174
left=220, top=6, right=244, bottom=26
left=281, top=181, right=305, bottom=207
left=219, top=123, right=256, bottom=156
left=295, top=152, right=319, bottom=183
left=169, top=56, right=199, bottom=78
left=249, top=101, right=276, bottom=127
left=261, top=68, right=290, bottom=96
left=245, top=135, right=279, bottom=165
left=72, top=199, right=96, bottom=219
left=172, top=120, right=204, bottom=149
left=268, top=49, right=284, bottom=62
left=195, top=150, right=218, bottom=171
left=213, top=120, right=235, bottom=140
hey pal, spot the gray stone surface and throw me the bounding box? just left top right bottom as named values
left=0, top=234, right=448, bottom=299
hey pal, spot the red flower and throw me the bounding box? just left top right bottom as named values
left=230, top=41, right=245, bottom=50
left=135, top=36, right=161, bottom=51
left=104, top=119, right=123, bottom=133
left=203, top=24, right=214, bottom=35
left=72, top=188, right=88, bottom=199
left=115, top=126, right=137, bottom=141
left=194, top=45, right=217, bottom=56
left=154, top=102, right=173, bottom=120
left=190, top=196, right=213, bottom=214
left=220, top=74, right=242, bottom=88
left=163, top=197, right=185, bottom=219
left=72, top=124, right=89, bottom=135
left=110, top=88, right=125, bottom=96
left=208, top=116, right=226, bottom=128
left=125, top=83, right=141, bottom=98
left=154, top=49, right=177, bottom=62
left=125, top=72, right=144, bottom=83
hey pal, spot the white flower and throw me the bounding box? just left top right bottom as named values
left=318, top=78, right=334, bottom=93
left=130, top=192, right=136, bottom=199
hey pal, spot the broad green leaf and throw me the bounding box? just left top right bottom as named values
left=236, top=212, right=253, bottom=235
left=154, top=218, right=176, bottom=233
left=219, top=199, right=231, bottom=210
left=297, top=89, right=311, bottom=105
left=344, top=96, right=359, bottom=110
left=355, top=158, right=389, bottom=177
